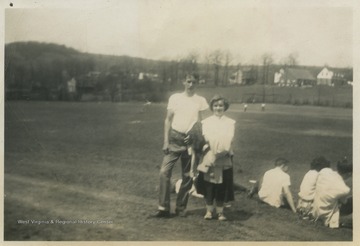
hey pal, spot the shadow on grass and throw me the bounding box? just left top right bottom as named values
left=227, top=209, right=254, bottom=221
left=186, top=208, right=253, bottom=222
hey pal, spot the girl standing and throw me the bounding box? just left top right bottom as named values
left=197, top=95, right=236, bottom=221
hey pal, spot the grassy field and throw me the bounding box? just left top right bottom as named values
left=195, top=84, right=353, bottom=107
left=4, top=100, right=352, bottom=241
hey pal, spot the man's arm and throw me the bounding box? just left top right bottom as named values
left=283, top=185, right=297, bottom=213
left=163, top=109, right=174, bottom=154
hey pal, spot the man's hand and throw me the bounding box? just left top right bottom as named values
left=162, top=142, right=169, bottom=155
left=184, top=135, right=191, bottom=145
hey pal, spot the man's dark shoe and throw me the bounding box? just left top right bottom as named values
left=152, top=210, right=170, bottom=218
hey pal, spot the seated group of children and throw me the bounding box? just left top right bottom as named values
left=248, top=156, right=352, bottom=229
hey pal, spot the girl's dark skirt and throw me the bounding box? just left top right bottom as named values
left=195, top=168, right=234, bottom=203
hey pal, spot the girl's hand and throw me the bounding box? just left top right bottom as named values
left=202, top=144, right=210, bottom=153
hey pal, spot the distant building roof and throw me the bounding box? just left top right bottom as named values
left=286, top=68, right=316, bottom=81
left=326, top=67, right=352, bottom=80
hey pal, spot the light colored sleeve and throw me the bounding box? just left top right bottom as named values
left=167, top=94, right=175, bottom=110
left=333, top=174, right=351, bottom=199
left=200, top=97, right=209, bottom=111
left=229, top=121, right=236, bottom=155
left=282, top=174, right=291, bottom=187
left=223, top=118, right=235, bottom=151
left=201, top=118, right=210, bottom=141
left=228, top=119, right=235, bottom=141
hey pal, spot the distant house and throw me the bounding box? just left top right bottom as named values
left=229, top=66, right=257, bottom=85
left=274, top=67, right=316, bottom=87
left=67, top=78, right=77, bottom=93
left=317, top=67, right=347, bottom=86
left=274, top=69, right=284, bottom=84
left=242, top=66, right=258, bottom=85
left=138, top=72, right=159, bottom=81
left=229, top=70, right=243, bottom=85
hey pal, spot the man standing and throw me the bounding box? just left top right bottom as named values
left=154, top=73, right=209, bottom=218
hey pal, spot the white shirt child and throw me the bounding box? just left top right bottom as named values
left=312, top=167, right=350, bottom=228
left=298, top=170, right=319, bottom=201
left=202, top=115, right=235, bottom=156
left=297, top=169, right=319, bottom=218
left=200, top=115, right=235, bottom=184
left=258, top=166, right=291, bottom=208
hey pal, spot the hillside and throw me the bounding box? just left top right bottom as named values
left=4, top=41, right=353, bottom=107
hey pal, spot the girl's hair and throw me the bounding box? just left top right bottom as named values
left=310, top=156, right=330, bottom=171
left=209, top=94, right=230, bottom=111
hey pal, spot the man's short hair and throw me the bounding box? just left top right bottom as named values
left=310, top=156, right=330, bottom=171
left=274, top=157, right=289, bottom=167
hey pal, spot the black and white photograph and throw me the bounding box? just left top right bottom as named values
left=2, top=0, right=358, bottom=243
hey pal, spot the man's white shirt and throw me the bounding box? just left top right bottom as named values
left=167, top=92, right=208, bottom=133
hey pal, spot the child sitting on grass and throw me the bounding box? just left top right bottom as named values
left=248, top=158, right=297, bottom=213
left=311, top=157, right=351, bottom=228
left=297, top=156, right=330, bottom=219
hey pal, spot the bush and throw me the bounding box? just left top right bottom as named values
left=293, top=99, right=301, bottom=105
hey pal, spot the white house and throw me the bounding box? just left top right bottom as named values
left=139, top=72, right=159, bottom=81
left=274, top=69, right=285, bottom=85
left=229, top=70, right=243, bottom=85
left=67, top=78, right=77, bottom=93
left=317, top=67, right=346, bottom=86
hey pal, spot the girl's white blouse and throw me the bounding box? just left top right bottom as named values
left=201, top=115, right=235, bottom=154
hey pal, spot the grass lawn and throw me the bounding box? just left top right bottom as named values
left=195, top=84, right=352, bottom=107
left=4, top=100, right=353, bottom=241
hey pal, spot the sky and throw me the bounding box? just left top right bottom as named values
left=3, top=0, right=355, bottom=67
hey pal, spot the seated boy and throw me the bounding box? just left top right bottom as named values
left=297, top=156, right=330, bottom=219
left=311, top=158, right=351, bottom=228
left=249, top=158, right=297, bottom=213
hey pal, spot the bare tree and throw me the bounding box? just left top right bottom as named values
left=222, top=50, right=233, bottom=86
left=281, top=52, right=299, bottom=67
left=210, top=49, right=223, bottom=86
left=261, top=53, right=274, bottom=103
left=261, top=53, right=274, bottom=85
left=203, top=52, right=212, bottom=84
left=180, top=51, right=199, bottom=76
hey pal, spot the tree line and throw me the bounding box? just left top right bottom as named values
left=5, top=41, right=352, bottom=102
